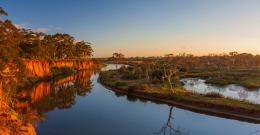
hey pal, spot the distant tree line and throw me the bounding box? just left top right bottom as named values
left=122, top=52, right=260, bottom=71
left=0, top=7, right=93, bottom=70
left=113, top=51, right=260, bottom=94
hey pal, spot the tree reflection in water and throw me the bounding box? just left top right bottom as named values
left=154, top=106, right=189, bottom=135
left=15, top=70, right=93, bottom=125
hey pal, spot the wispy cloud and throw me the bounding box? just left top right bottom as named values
left=34, top=27, right=49, bottom=33
left=49, top=25, right=63, bottom=33
left=14, top=23, right=63, bottom=34
left=14, top=23, right=27, bottom=29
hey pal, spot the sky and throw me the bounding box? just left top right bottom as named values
left=1, top=0, right=260, bottom=57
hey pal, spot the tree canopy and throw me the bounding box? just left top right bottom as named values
left=0, top=6, right=93, bottom=70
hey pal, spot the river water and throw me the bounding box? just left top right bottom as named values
left=18, top=64, right=260, bottom=135
left=180, top=78, right=260, bottom=104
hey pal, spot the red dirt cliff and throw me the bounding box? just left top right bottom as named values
left=23, top=59, right=93, bottom=77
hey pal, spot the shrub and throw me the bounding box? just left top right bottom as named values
left=115, top=81, right=127, bottom=87
left=151, top=79, right=162, bottom=84
left=127, top=85, right=138, bottom=93
left=205, top=92, right=224, bottom=98
left=118, top=66, right=128, bottom=73
left=51, top=67, right=76, bottom=76
left=140, top=84, right=150, bottom=91
left=121, top=73, right=139, bottom=80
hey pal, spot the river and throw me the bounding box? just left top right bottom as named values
left=17, top=64, right=260, bottom=135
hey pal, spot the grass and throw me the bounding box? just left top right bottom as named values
left=100, top=70, right=260, bottom=116
left=182, top=68, right=260, bottom=89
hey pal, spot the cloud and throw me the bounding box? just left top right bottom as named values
left=34, top=27, right=49, bottom=33
left=14, top=23, right=26, bottom=29
left=14, top=23, right=62, bottom=34
left=49, top=25, right=63, bottom=33
left=54, top=27, right=63, bottom=31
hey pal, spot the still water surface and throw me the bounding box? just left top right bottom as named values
left=19, top=65, right=260, bottom=135
left=181, top=78, right=260, bottom=104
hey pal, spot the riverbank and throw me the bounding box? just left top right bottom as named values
left=0, top=80, right=36, bottom=135
left=0, top=104, right=36, bottom=135
left=99, top=70, right=260, bottom=123
left=0, top=68, right=72, bottom=135
left=0, top=59, right=100, bottom=135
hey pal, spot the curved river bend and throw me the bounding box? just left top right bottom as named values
left=19, top=65, right=260, bottom=135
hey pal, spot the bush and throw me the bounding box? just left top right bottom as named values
left=121, top=73, right=139, bottom=80
left=205, top=92, right=224, bottom=98
left=151, top=79, right=162, bottom=84
left=140, top=84, right=150, bottom=91
left=127, top=85, right=138, bottom=93
left=118, top=66, right=128, bottom=73
left=51, top=67, right=77, bottom=76
left=115, top=81, right=127, bottom=87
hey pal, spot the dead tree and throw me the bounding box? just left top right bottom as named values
left=162, top=64, right=178, bottom=95
left=154, top=106, right=181, bottom=135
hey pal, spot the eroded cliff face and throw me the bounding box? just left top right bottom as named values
left=24, top=59, right=93, bottom=77
left=24, top=60, right=51, bottom=77
left=0, top=79, right=36, bottom=135
left=0, top=59, right=94, bottom=134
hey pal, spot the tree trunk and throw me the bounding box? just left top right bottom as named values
left=168, top=77, right=174, bottom=94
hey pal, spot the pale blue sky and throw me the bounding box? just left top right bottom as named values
left=2, top=0, right=260, bottom=57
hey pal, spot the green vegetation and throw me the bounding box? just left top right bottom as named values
left=100, top=67, right=260, bottom=118
left=92, top=58, right=107, bottom=70
left=0, top=6, right=94, bottom=90
left=183, top=69, right=260, bottom=89
left=0, top=7, right=93, bottom=72
left=51, top=67, right=77, bottom=77
left=105, top=51, right=260, bottom=88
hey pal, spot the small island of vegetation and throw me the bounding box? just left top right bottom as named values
left=99, top=53, right=260, bottom=122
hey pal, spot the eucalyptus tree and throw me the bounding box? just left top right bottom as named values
left=162, top=64, right=179, bottom=94
left=0, top=9, right=23, bottom=70
left=75, top=41, right=93, bottom=58
left=51, top=33, right=75, bottom=59
left=19, top=29, right=45, bottom=59
left=0, top=7, right=8, bottom=16
left=112, top=52, right=125, bottom=69
left=229, top=51, right=238, bottom=68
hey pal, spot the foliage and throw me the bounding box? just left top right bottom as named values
left=204, top=92, right=224, bottom=98
left=51, top=67, right=77, bottom=77
left=100, top=70, right=260, bottom=116
left=0, top=7, right=7, bottom=16
left=0, top=6, right=93, bottom=73
left=106, top=51, right=260, bottom=88
left=115, top=81, right=127, bottom=87
left=111, top=52, right=125, bottom=65
left=127, top=85, right=138, bottom=93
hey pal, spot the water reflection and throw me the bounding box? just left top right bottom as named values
left=15, top=70, right=93, bottom=125
left=154, top=106, right=188, bottom=135
left=101, top=64, right=128, bottom=71
left=7, top=64, right=260, bottom=135
left=180, top=78, right=260, bottom=104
